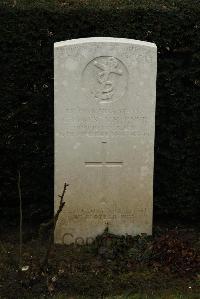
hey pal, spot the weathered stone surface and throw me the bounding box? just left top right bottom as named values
left=54, top=37, right=157, bottom=244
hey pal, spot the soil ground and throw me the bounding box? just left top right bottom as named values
left=0, top=224, right=199, bottom=299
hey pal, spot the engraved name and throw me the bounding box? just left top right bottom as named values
left=63, top=108, right=150, bottom=136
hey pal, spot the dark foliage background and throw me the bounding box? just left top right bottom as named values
left=0, top=1, right=200, bottom=227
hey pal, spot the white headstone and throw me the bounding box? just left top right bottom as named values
left=54, top=37, right=157, bottom=244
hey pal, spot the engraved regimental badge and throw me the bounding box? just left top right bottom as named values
left=82, top=56, right=128, bottom=103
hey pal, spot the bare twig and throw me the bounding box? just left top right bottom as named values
left=40, top=182, right=68, bottom=269
left=17, top=170, right=23, bottom=267
left=54, top=182, right=68, bottom=225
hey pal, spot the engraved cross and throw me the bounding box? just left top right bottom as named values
left=85, top=141, right=123, bottom=168
left=84, top=141, right=123, bottom=202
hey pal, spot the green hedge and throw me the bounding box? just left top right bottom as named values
left=0, top=1, right=200, bottom=225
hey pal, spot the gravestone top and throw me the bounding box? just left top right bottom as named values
left=54, top=37, right=156, bottom=48
left=54, top=37, right=157, bottom=244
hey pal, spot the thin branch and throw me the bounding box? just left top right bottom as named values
left=40, top=182, right=68, bottom=269
left=17, top=170, right=22, bottom=268
left=54, top=182, right=68, bottom=226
